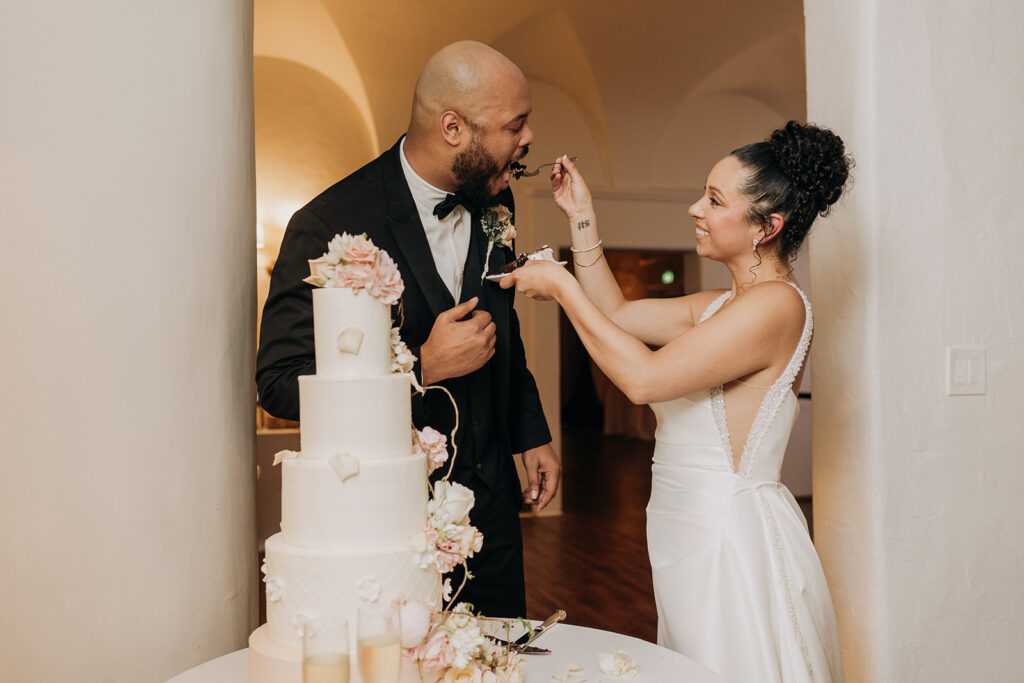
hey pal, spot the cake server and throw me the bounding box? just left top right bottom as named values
left=484, top=635, right=550, bottom=655
left=514, top=609, right=566, bottom=646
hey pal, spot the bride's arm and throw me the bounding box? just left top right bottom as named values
left=552, top=156, right=700, bottom=346
left=503, top=266, right=800, bottom=403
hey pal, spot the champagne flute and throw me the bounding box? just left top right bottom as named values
left=357, top=602, right=402, bottom=683
left=303, top=615, right=350, bottom=683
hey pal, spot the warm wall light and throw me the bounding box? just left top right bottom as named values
left=275, top=202, right=302, bottom=228
left=256, top=222, right=265, bottom=249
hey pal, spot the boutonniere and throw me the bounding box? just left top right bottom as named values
left=480, top=204, right=515, bottom=280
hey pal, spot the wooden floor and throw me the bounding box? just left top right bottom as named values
left=521, top=427, right=813, bottom=643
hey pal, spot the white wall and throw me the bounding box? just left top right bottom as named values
left=0, top=2, right=257, bottom=681
left=806, top=0, right=1024, bottom=680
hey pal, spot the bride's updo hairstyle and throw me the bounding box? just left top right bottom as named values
left=731, top=121, right=852, bottom=262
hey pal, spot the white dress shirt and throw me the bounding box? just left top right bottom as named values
left=399, top=138, right=471, bottom=300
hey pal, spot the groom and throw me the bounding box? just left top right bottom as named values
left=255, top=41, right=560, bottom=618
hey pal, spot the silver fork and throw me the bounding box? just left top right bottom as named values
left=513, top=156, right=578, bottom=178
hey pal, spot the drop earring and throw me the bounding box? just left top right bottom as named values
left=752, top=238, right=760, bottom=251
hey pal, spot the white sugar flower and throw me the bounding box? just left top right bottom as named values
left=292, top=612, right=313, bottom=638
left=391, top=327, right=417, bottom=374
left=266, top=577, right=285, bottom=602
left=358, top=578, right=383, bottom=603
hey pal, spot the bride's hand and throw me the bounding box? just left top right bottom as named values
left=551, top=155, right=594, bottom=222
left=499, top=260, right=575, bottom=301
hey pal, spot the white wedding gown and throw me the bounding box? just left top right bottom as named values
left=647, top=285, right=844, bottom=682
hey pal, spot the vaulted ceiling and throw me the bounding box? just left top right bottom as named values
left=254, top=0, right=806, bottom=238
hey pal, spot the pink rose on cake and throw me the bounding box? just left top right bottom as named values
left=415, top=628, right=457, bottom=671
left=306, top=256, right=336, bottom=285
left=413, top=426, right=449, bottom=473
left=334, top=258, right=377, bottom=290
left=334, top=232, right=378, bottom=265
left=370, top=248, right=404, bottom=304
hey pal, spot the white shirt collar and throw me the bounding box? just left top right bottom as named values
left=399, top=137, right=452, bottom=216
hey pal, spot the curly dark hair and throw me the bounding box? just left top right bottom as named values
left=731, top=120, right=853, bottom=262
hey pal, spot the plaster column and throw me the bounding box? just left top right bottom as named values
left=806, top=0, right=1024, bottom=680
left=0, top=2, right=257, bottom=681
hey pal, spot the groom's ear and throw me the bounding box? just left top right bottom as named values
left=440, top=110, right=464, bottom=147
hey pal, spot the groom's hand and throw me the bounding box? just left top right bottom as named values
left=522, top=444, right=561, bottom=511
left=420, top=297, right=496, bottom=385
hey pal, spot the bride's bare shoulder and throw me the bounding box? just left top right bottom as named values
left=736, top=280, right=808, bottom=328
left=685, top=289, right=731, bottom=321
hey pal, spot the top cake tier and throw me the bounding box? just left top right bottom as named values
left=313, top=287, right=393, bottom=378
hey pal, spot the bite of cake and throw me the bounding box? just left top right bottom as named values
left=499, top=245, right=563, bottom=274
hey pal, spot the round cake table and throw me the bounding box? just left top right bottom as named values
left=167, top=624, right=726, bottom=682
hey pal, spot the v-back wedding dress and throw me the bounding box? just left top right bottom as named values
left=647, top=284, right=844, bottom=682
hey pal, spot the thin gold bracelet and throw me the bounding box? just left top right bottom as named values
left=574, top=249, right=605, bottom=267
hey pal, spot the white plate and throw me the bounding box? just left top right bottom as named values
left=485, top=260, right=567, bottom=282
left=484, top=272, right=511, bottom=282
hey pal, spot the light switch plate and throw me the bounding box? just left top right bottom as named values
left=947, top=347, right=986, bottom=396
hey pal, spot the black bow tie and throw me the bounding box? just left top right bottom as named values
left=432, top=192, right=475, bottom=220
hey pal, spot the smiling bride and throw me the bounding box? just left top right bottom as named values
left=502, top=121, right=852, bottom=682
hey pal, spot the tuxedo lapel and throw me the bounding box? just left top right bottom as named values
left=381, top=139, right=454, bottom=317
left=459, top=208, right=484, bottom=304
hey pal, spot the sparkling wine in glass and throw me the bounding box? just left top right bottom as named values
left=357, top=603, right=402, bottom=683
left=303, top=615, right=350, bottom=683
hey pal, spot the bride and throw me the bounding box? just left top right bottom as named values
left=501, top=121, right=851, bottom=682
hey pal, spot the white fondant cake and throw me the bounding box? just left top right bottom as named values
left=250, top=286, right=441, bottom=683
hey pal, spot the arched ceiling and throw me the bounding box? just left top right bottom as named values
left=255, top=0, right=807, bottom=190
left=315, top=0, right=805, bottom=147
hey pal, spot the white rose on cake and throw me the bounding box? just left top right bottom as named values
left=429, top=480, right=475, bottom=526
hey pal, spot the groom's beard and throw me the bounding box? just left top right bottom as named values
left=452, top=137, right=528, bottom=208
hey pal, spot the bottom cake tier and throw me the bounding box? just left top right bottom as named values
left=262, top=533, right=442, bottom=651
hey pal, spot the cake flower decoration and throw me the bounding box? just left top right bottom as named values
left=480, top=204, right=515, bottom=281
left=357, top=577, right=383, bottom=603
left=391, top=326, right=416, bottom=374
left=408, top=603, right=524, bottom=682
left=412, top=425, right=449, bottom=474
left=303, top=232, right=405, bottom=305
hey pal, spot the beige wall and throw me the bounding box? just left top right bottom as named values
left=807, top=0, right=1024, bottom=679
left=0, top=2, right=257, bottom=681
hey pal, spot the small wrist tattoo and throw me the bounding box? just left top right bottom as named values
left=576, top=219, right=591, bottom=231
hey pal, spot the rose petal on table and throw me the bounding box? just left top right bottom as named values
left=598, top=650, right=639, bottom=678
left=552, top=662, right=587, bottom=682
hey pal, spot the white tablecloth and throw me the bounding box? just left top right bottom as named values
left=167, top=624, right=725, bottom=682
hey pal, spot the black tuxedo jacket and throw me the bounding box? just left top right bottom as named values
left=256, top=137, right=551, bottom=497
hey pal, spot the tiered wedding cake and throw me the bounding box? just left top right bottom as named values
left=249, top=236, right=442, bottom=683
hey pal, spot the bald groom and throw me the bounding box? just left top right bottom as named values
left=256, top=41, right=561, bottom=618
